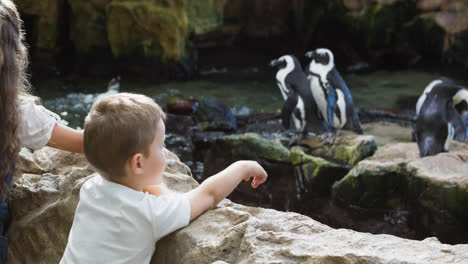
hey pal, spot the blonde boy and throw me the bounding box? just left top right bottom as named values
left=60, top=93, right=267, bottom=264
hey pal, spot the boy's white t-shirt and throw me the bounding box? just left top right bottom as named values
left=60, top=175, right=191, bottom=264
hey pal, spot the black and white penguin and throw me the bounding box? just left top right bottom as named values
left=305, top=48, right=363, bottom=144
left=413, top=81, right=468, bottom=157
left=270, top=55, right=324, bottom=141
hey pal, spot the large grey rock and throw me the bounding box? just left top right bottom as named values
left=153, top=199, right=468, bottom=264
left=7, top=147, right=198, bottom=263
left=333, top=142, right=468, bottom=244
left=6, top=147, right=468, bottom=263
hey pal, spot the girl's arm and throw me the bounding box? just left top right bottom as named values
left=47, top=123, right=84, bottom=153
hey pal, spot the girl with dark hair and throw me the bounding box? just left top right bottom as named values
left=0, top=1, right=83, bottom=262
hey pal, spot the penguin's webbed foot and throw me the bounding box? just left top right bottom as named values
left=318, top=131, right=337, bottom=145
left=287, top=134, right=303, bottom=148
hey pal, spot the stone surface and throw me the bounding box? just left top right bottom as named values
left=290, top=146, right=350, bottom=197
left=16, top=0, right=62, bottom=52
left=361, top=121, right=413, bottom=146
left=153, top=199, right=468, bottom=264
left=106, top=0, right=188, bottom=61
left=7, top=147, right=198, bottom=263
left=298, top=134, right=377, bottom=166
left=333, top=142, right=468, bottom=243
left=203, top=133, right=351, bottom=210
left=67, top=0, right=112, bottom=54
left=6, top=146, right=468, bottom=263
left=185, top=0, right=226, bottom=35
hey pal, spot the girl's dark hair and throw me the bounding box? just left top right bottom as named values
left=0, top=0, right=30, bottom=201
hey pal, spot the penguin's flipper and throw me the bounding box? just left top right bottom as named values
left=463, top=115, right=468, bottom=140
left=447, top=102, right=466, bottom=141
left=329, top=68, right=363, bottom=134
left=326, top=86, right=337, bottom=128
left=281, top=93, right=298, bottom=129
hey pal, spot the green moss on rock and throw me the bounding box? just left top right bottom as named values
left=299, top=135, right=377, bottom=166
left=68, top=0, right=111, bottom=54
left=357, top=0, right=419, bottom=54
left=220, top=133, right=290, bottom=163
left=333, top=144, right=468, bottom=243
left=291, top=146, right=349, bottom=193
left=185, top=0, right=226, bottom=35
left=402, top=15, right=446, bottom=58
left=106, top=0, right=188, bottom=60
left=16, top=0, right=61, bottom=52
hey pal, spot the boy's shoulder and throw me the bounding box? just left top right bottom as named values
left=80, top=174, right=137, bottom=200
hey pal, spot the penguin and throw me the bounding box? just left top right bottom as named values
left=270, top=55, right=324, bottom=142
left=305, top=48, right=363, bottom=144
left=413, top=82, right=468, bottom=157
left=414, top=79, right=468, bottom=142
left=463, top=115, right=468, bottom=140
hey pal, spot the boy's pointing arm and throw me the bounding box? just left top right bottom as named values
left=185, top=160, right=267, bottom=221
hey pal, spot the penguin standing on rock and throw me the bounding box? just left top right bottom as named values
left=270, top=55, right=324, bottom=143
left=305, top=48, right=363, bottom=144
left=414, top=80, right=468, bottom=157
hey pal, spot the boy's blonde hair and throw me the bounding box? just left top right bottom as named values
left=84, top=93, right=166, bottom=181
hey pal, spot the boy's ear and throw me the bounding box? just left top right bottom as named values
left=129, top=153, right=144, bottom=174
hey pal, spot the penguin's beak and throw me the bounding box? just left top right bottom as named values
left=270, top=59, right=279, bottom=67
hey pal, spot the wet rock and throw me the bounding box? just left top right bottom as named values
left=333, top=142, right=468, bottom=244
left=7, top=147, right=197, bottom=263
left=361, top=121, right=414, bottom=146
left=106, top=0, right=188, bottom=61
left=290, top=146, right=350, bottom=197
left=298, top=134, right=377, bottom=166
left=203, top=133, right=295, bottom=210
left=191, top=130, right=227, bottom=161
left=207, top=133, right=290, bottom=163
left=67, top=0, right=111, bottom=55
left=203, top=133, right=350, bottom=210
left=16, top=0, right=62, bottom=53
left=165, top=113, right=196, bottom=134
left=185, top=0, right=227, bottom=35
left=236, top=112, right=283, bottom=134
left=194, top=97, right=237, bottom=132
left=223, top=0, right=290, bottom=39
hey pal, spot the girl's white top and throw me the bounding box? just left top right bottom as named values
left=18, top=98, right=59, bottom=150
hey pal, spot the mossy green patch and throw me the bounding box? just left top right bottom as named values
left=334, top=162, right=411, bottom=209
left=17, top=0, right=60, bottom=52
left=68, top=0, right=111, bottom=54
left=402, top=15, right=445, bottom=58
left=185, top=0, right=226, bottom=35
left=221, top=133, right=290, bottom=163
left=358, top=0, right=418, bottom=53
left=291, top=146, right=349, bottom=194
left=106, top=0, right=188, bottom=61
left=300, top=136, right=377, bottom=166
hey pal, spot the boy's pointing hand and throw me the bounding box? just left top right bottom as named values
left=243, top=161, right=268, bottom=189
